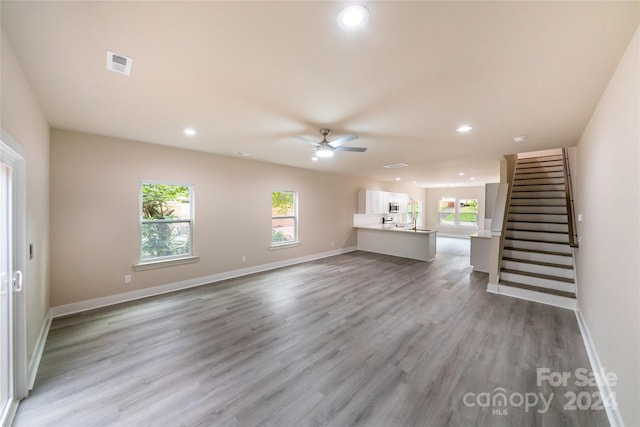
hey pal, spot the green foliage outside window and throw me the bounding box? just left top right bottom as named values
left=272, top=191, right=294, bottom=216
left=141, top=184, right=191, bottom=259
left=272, top=191, right=296, bottom=243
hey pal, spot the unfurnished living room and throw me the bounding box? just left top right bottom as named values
left=0, top=1, right=638, bottom=426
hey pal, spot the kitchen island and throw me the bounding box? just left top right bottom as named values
left=354, top=225, right=437, bottom=261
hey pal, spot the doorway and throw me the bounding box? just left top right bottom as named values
left=0, top=136, right=27, bottom=426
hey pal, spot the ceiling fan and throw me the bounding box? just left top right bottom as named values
left=297, top=128, right=367, bottom=158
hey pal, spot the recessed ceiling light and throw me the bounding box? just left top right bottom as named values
left=456, top=125, right=473, bottom=133
left=337, top=5, right=370, bottom=30
left=470, top=177, right=476, bottom=181
left=183, top=128, right=197, bottom=136
left=235, top=151, right=251, bottom=157
left=458, top=172, right=465, bottom=176
left=395, top=177, right=401, bottom=181
left=311, top=157, right=318, bottom=162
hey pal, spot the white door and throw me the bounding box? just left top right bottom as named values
left=0, top=137, right=26, bottom=426
left=0, top=157, right=15, bottom=422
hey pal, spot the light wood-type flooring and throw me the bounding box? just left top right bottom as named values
left=14, top=238, right=608, bottom=426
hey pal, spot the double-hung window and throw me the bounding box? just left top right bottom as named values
left=271, top=190, right=297, bottom=246
left=140, top=183, right=193, bottom=262
left=438, top=197, right=478, bottom=228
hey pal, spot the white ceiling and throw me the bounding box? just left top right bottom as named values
left=2, top=1, right=638, bottom=187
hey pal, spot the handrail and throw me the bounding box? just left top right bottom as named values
left=562, top=147, right=579, bottom=247
left=498, top=154, right=518, bottom=265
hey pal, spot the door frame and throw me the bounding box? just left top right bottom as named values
left=0, top=129, right=28, bottom=426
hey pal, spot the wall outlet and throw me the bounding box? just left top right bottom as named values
left=124, top=274, right=132, bottom=284
left=242, top=256, right=247, bottom=263
left=330, top=241, right=334, bottom=247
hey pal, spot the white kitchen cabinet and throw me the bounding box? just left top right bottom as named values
left=357, top=189, right=410, bottom=214
left=358, top=190, right=379, bottom=214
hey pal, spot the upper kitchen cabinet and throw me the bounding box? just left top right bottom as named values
left=358, top=189, right=409, bottom=214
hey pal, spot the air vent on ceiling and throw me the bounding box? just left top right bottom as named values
left=383, top=163, right=409, bottom=169
left=106, top=50, right=133, bottom=76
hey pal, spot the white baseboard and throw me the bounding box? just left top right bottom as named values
left=575, top=309, right=624, bottom=427
left=27, top=312, right=52, bottom=390
left=50, top=246, right=357, bottom=318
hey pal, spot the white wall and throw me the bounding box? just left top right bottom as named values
left=0, top=32, right=50, bottom=372
left=49, top=129, right=420, bottom=307
left=574, top=28, right=639, bottom=426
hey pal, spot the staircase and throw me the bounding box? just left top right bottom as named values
left=499, top=152, right=577, bottom=307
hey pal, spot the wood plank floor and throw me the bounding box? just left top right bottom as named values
left=14, top=238, right=608, bottom=426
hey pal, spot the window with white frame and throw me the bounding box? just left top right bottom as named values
left=438, top=197, right=478, bottom=228
left=458, top=199, right=478, bottom=227
left=271, top=190, right=297, bottom=245
left=140, top=183, right=193, bottom=261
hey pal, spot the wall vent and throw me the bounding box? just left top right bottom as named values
left=383, top=163, right=409, bottom=169
left=106, top=51, right=133, bottom=76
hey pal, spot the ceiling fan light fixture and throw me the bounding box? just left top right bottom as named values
left=337, top=5, right=369, bottom=30
left=316, top=147, right=334, bottom=158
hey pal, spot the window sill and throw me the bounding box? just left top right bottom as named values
left=269, top=241, right=301, bottom=251
left=134, top=255, right=200, bottom=271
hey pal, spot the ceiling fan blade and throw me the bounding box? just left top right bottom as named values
left=296, top=135, right=321, bottom=146
left=328, top=134, right=358, bottom=148
left=334, top=146, right=367, bottom=152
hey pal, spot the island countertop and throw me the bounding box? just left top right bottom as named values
left=354, top=224, right=437, bottom=261
left=353, top=224, right=436, bottom=234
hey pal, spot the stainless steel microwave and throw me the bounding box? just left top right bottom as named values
left=389, top=202, right=400, bottom=213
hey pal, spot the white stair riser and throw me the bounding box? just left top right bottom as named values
left=518, top=155, right=563, bottom=163
left=516, top=166, right=565, bottom=174
left=510, top=198, right=566, bottom=206
left=511, top=191, right=565, bottom=199
left=509, top=213, right=568, bottom=223
left=502, top=260, right=575, bottom=280
left=496, top=284, right=576, bottom=308
left=508, top=222, right=569, bottom=233
left=508, top=206, right=567, bottom=214
left=516, top=160, right=564, bottom=168
left=506, top=230, right=569, bottom=243
left=504, top=238, right=572, bottom=254
left=512, top=184, right=565, bottom=192
left=503, top=249, right=573, bottom=266
left=500, top=272, right=575, bottom=293
left=515, top=172, right=564, bottom=180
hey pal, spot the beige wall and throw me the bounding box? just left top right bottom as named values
left=49, top=129, right=420, bottom=306
left=0, top=32, right=50, bottom=366
left=424, top=186, right=486, bottom=236
left=574, top=28, right=639, bottom=426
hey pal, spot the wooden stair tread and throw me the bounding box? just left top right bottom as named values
left=506, top=228, right=569, bottom=234
left=508, top=220, right=568, bottom=224
left=502, top=257, right=573, bottom=270
left=501, top=268, right=574, bottom=283
left=504, top=237, right=570, bottom=245
left=503, top=246, right=572, bottom=257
